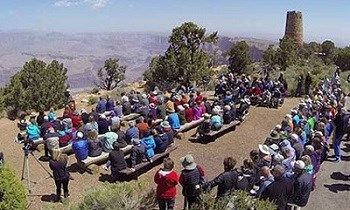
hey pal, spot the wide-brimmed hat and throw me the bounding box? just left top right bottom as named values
left=314, top=131, right=324, bottom=137
left=30, top=112, right=36, bottom=118
left=224, top=105, right=231, bottom=111
left=294, top=160, right=306, bottom=170
left=258, top=144, right=270, bottom=155
left=166, top=108, right=175, bottom=113
left=100, top=114, right=106, bottom=119
left=290, top=133, right=299, bottom=141
left=269, top=130, right=280, bottom=140
left=177, top=105, right=185, bottom=112
left=275, top=124, right=282, bottom=130
left=161, top=121, right=171, bottom=129
left=183, top=103, right=190, bottom=108
left=180, top=154, right=197, bottom=170
left=149, top=103, right=156, bottom=109
left=203, top=113, right=211, bottom=119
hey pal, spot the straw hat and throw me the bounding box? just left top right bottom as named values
left=258, top=144, right=270, bottom=155
left=294, top=160, right=306, bottom=170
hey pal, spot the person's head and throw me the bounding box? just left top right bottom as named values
left=88, top=130, right=98, bottom=140
left=112, top=141, right=120, bottom=151
left=249, top=149, right=259, bottom=162
left=136, top=116, right=144, bottom=124
left=243, top=159, right=254, bottom=170
left=44, top=116, right=49, bottom=122
left=51, top=149, right=62, bottom=161
left=293, top=160, right=306, bottom=174
left=89, top=115, right=96, bottom=122
left=162, top=158, right=174, bottom=171
left=301, top=155, right=312, bottom=166
left=77, top=131, right=84, bottom=139
left=223, top=157, right=236, bottom=171
left=129, top=120, right=136, bottom=128
left=271, top=164, right=285, bottom=179
left=111, top=125, right=120, bottom=132
left=261, top=166, right=272, bottom=178
left=305, top=145, right=315, bottom=156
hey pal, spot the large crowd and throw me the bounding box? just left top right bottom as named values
left=14, top=70, right=348, bottom=209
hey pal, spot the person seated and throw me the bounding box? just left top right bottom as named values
left=161, top=121, right=174, bottom=145
left=211, top=109, right=223, bottom=131
left=44, top=126, right=60, bottom=157
left=102, top=131, right=118, bottom=153
left=72, top=132, right=89, bottom=161
left=97, top=114, right=110, bottom=135
left=148, top=103, right=158, bottom=121
left=136, top=116, right=149, bottom=138
left=141, top=130, right=156, bottom=160
left=84, top=115, right=99, bottom=134
left=192, top=102, right=203, bottom=121
left=130, top=138, right=147, bottom=171
left=114, top=100, right=124, bottom=117
left=36, top=111, right=46, bottom=127
left=48, top=108, right=58, bottom=122
left=153, top=126, right=169, bottom=154
left=194, top=113, right=211, bottom=137
left=223, top=105, right=233, bottom=124
left=157, top=101, right=167, bottom=120
left=122, top=97, right=132, bottom=115
left=70, top=110, right=82, bottom=129
left=177, top=105, right=186, bottom=125
left=40, top=116, right=55, bottom=137
left=132, top=98, right=142, bottom=113
left=125, top=121, right=139, bottom=145
left=26, top=119, right=41, bottom=141
left=167, top=109, right=181, bottom=130
left=111, top=125, right=128, bottom=148
left=106, top=96, right=115, bottom=112
left=183, top=104, right=194, bottom=123
left=58, top=118, right=77, bottom=147
left=80, top=109, right=90, bottom=124
left=106, top=141, right=128, bottom=182
left=110, top=111, right=121, bottom=129
left=96, top=97, right=107, bottom=114
left=87, top=130, right=102, bottom=157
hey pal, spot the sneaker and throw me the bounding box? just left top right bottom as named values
left=335, top=158, right=341, bottom=163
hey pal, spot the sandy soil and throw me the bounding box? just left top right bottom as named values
left=2, top=96, right=346, bottom=210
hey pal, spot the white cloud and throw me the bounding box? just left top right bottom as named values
left=53, top=0, right=109, bottom=9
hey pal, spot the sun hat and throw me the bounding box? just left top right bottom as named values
left=180, top=154, right=197, bottom=170
left=270, top=130, right=280, bottom=140
left=100, top=114, right=106, bottom=119
left=30, top=112, right=36, bottom=118
left=177, top=105, right=185, bottom=112
left=141, top=93, right=147, bottom=99
left=279, top=139, right=291, bottom=148
left=291, top=109, right=298, bottom=114
left=290, top=133, right=299, bottom=141
left=224, top=105, right=231, bottom=111
left=77, top=132, right=84, bottom=139
left=132, top=98, right=139, bottom=103
left=44, top=116, right=49, bottom=121
left=258, top=144, right=271, bottom=155
left=275, top=124, right=282, bottom=130
left=183, top=104, right=189, bottom=108
left=314, top=131, right=324, bottom=137
left=203, top=113, right=211, bottom=119
left=294, top=160, right=306, bottom=170
left=161, top=121, right=171, bottom=129
left=149, top=103, right=156, bottom=109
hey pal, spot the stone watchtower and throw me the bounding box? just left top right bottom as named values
left=284, top=11, right=303, bottom=46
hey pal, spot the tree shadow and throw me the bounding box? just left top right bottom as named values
left=330, top=172, right=350, bottom=181
left=324, top=183, right=350, bottom=193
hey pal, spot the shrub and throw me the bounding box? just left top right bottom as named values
left=0, top=166, right=28, bottom=210
left=75, top=180, right=157, bottom=210
left=90, top=87, right=100, bottom=94
left=88, top=96, right=98, bottom=106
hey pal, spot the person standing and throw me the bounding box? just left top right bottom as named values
left=49, top=149, right=70, bottom=202
left=154, top=158, right=179, bottom=210
left=289, top=160, right=313, bottom=207
left=304, top=72, right=312, bottom=95
left=205, top=157, right=238, bottom=200
left=333, top=108, right=350, bottom=162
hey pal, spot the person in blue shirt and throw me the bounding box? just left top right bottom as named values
left=211, top=109, right=223, bottom=131
left=26, top=120, right=41, bottom=141
left=72, top=132, right=89, bottom=161
left=105, top=96, right=115, bottom=111
left=167, top=109, right=180, bottom=130
left=125, top=121, right=139, bottom=145
left=96, top=97, right=107, bottom=114
left=141, top=130, right=156, bottom=160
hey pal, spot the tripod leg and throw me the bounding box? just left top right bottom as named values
left=26, top=155, right=32, bottom=194
left=30, top=152, right=53, bottom=178
left=21, top=154, right=26, bottom=180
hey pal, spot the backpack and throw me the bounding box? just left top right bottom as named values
left=59, top=128, right=76, bottom=147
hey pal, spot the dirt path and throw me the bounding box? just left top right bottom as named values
left=3, top=97, right=343, bottom=210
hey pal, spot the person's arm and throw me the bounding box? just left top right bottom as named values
left=154, top=169, right=161, bottom=184
left=208, top=173, right=224, bottom=189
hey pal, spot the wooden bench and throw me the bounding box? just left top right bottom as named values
left=119, top=144, right=178, bottom=179
left=188, top=120, right=241, bottom=143
left=174, top=118, right=205, bottom=139
left=79, top=145, right=133, bottom=174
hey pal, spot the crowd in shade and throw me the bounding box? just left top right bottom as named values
left=15, top=69, right=347, bottom=208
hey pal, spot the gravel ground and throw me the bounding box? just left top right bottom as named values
left=3, top=97, right=334, bottom=210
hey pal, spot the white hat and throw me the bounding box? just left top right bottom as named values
left=100, top=114, right=106, bottom=119
left=294, top=160, right=306, bottom=170
left=77, top=132, right=84, bottom=139
left=44, top=116, right=49, bottom=121
left=177, top=105, right=185, bottom=112
left=259, top=144, right=270, bottom=155
left=275, top=124, right=282, bottom=130
left=291, top=109, right=298, bottom=114
left=314, top=131, right=323, bottom=137
left=290, top=133, right=299, bottom=141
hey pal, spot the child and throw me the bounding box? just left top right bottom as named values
left=154, top=158, right=178, bottom=210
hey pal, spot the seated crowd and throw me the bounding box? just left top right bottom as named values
left=157, top=74, right=343, bottom=210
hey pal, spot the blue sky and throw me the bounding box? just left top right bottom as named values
left=1, top=0, right=350, bottom=44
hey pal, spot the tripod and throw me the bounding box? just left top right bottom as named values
left=21, top=144, right=53, bottom=194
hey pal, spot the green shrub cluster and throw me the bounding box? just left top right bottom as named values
left=0, top=166, right=28, bottom=210
left=75, top=181, right=157, bottom=210
left=87, top=96, right=99, bottom=106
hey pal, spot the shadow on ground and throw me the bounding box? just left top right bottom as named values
left=324, top=183, right=350, bottom=193
left=330, top=172, right=350, bottom=181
